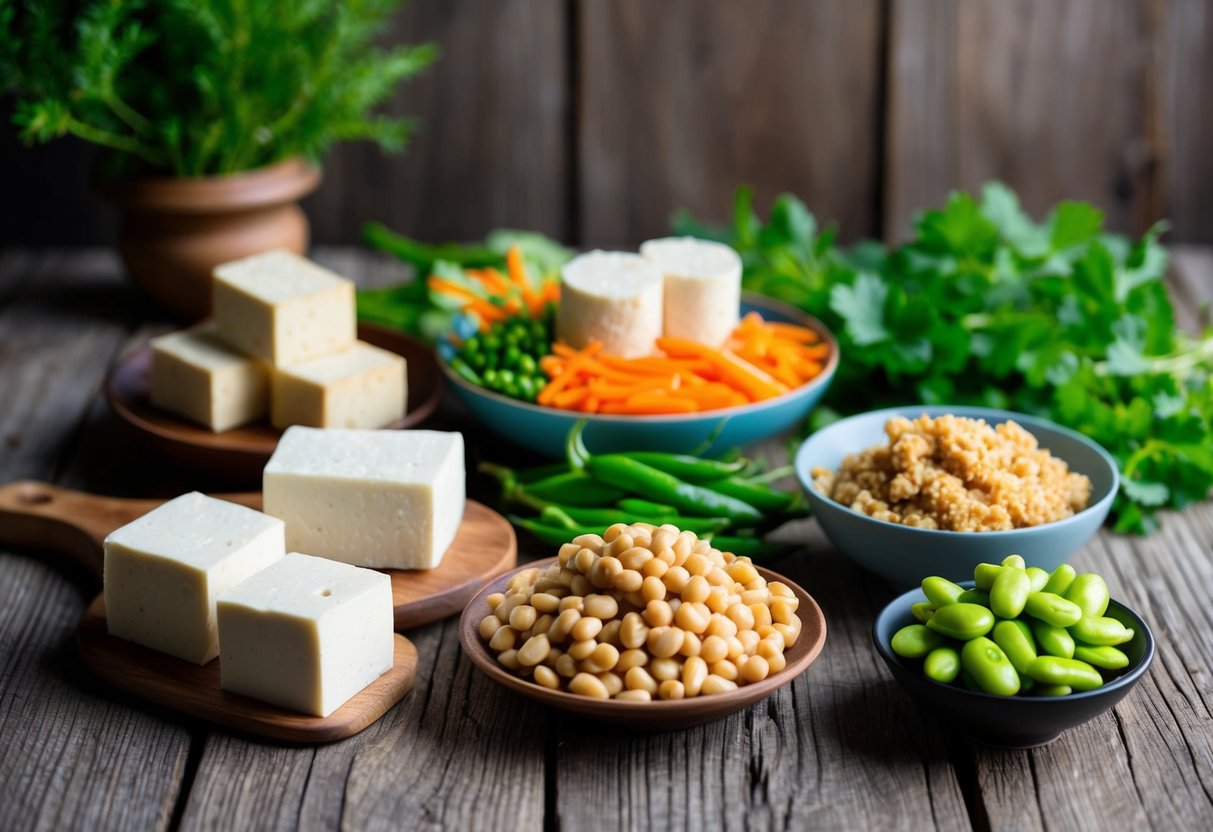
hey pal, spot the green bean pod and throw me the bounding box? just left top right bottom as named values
left=911, top=602, right=937, bottom=624
left=1073, top=644, right=1130, bottom=670
left=926, top=603, right=995, bottom=641
left=1042, top=564, right=1077, bottom=596
left=921, top=577, right=965, bottom=608
left=974, top=563, right=1004, bottom=591
left=990, top=568, right=1032, bottom=619
left=956, top=588, right=991, bottom=607
left=992, top=620, right=1037, bottom=674
left=1032, top=621, right=1075, bottom=659
left=1024, top=591, right=1083, bottom=627
left=1064, top=574, right=1110, bottom=618
left=1069, top=616, right=1134, bottom=646
left=924, top=646, right=961, bottom=684
left=961, top=637, right=1020, bottom=696
left=891, top=624, right=945, bottom=659
left=1025, top=567, right=1050, bottom=593
left=1024, top=656, right=1103, bottom=691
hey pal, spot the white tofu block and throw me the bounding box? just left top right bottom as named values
left=263, top=427, right=465, bottom=570
left=217, top=553, right=393, bottom=717
left=103, top=492, right=285, bottom=664
left=212, top=249, right=356, bottom=367
left=149, top=323, right=269, bottom=432
left=557, top=251, right=663, bottom=358
left=270, top=341, right=407, bottom=430
left=641, top=237, right=742, bottom=347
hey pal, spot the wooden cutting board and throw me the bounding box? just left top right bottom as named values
left=0, top=480, right=518, bottom=630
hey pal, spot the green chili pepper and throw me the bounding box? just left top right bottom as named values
left=524, top=471, right=627, bottom=506
left=624, top=452, right=749, bottom=483
left=586, top=455, right=763, bottom=523
left=617, top=498, right=678, bottom=516
left=700, top=476, right=794, bottom=513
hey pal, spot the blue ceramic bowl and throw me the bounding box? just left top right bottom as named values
left=873, top=582, right=1154, bottom=747
left=439, top=293, right=838, bottom=458
left=794, top=406, right=1119, bottom=586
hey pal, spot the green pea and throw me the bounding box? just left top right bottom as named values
left=990, top=568, right=1032, bottom=619
left=961, top=637, right=1020, bottom=696
left=992, top=620, right=1037, bottom=674
left=1025, top=567, right=1050, bottom=592
left=498, top=369, right=516, bottom=385
left=1042, top=563, right=1077, bottom=596
left=1032, top=621, right=1075, bottom=658
left=1064, top=574, right=1110, bottom=618
left=1001, top=554, right=1026, bottom=570
left=483, top=368, right=500, bottom=387
left=924, top=646, right=961, bottom=684
left=1035, top=684, right=1073, bottom=697
left=504, top=345, right=522, bottom=368
left=1024, top=656, right=1103, bottom=691
left=891, top=624, right=945, bottom=658
left=1073, top=644, right=1130, bottom=670
left=518, top=354, right=537, bottom=376
left=927, top=603, right=995, bottom=641
left=921, top=576, right=965, bottom=608
left=974, top=563, right=1004, bottom=591
left=1069, top=616, right=1134, bottom=646
left=1024, top=591, right=1083, bottom=627
left=956, top=588, right=990, bottom=607
left=911, top=602, right=936, bottom=624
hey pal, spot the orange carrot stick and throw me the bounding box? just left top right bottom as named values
left=538, top=342, right=602, bottom=406
left=600, top=395, right=699, bottom=415
left=656, top=338, right=788, bottom=401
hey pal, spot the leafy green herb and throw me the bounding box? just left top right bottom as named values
left=675, top=183, right=1213, bottom=533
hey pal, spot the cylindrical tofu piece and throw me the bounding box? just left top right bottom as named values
left=557, top=251, right=663, bottom=358
left=641, top=237, right=742, bottom=347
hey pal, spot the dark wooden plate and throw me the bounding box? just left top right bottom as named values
left=459, top=557, right=827, bottom=731
left=106, top=323, right=444, bottom=481
left=78, top=595, right=418, bottom=743
left=0, top=480, right=517, bottom=630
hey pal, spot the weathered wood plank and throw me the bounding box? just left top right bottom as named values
left=577, top=0, right=883, bottom=247
left=1159, top=0, right=1213, bottom=242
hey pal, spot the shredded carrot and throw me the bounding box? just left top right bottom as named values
left=537, top=342, right=603, bottom=406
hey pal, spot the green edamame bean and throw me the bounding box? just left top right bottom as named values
left=1024, top=591, right=1083, bottom=627
left=961, top=637, right=1020, bottom=696
left=922, top=577, right=965, bottom=608
left=1032, top=621, right=1075, bottom=658
left=990, top=568, right=1032, bottom=619
left=1025, top=567, right=1050, bottom=592
left=1064, top=574, right=1110, bottom=618
left=926, top=603, right=995, bottom=641
left=974, top=563, right=1004, bottom=591
left=1024, top=656, right=1103, bottom=691
left=924, top=646, right=961, bottom=684
left=1073, top=644, right=1130, bottom=670
left=1069, top=616, right=1134, bottom=646
left=961, top=671, right=981, bottom=692
left=911, top=602, right=936, bottom=624
left=992, top=620, right=1037, bottom=674
left=891, top=624, right=945, bottom=658
left=1019, top=673, right=1035, bottom=692
left=1001, top=554, right=1026, bottom=570
left=1035, top=684, right=1073, bottom=697
left=957, top=588, right=991, bottom=607
left=1042, top=563, right=1077, bottom=596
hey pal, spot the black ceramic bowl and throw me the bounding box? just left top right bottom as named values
left=872, top=582, right=1155, bottom=747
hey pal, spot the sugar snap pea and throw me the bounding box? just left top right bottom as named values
left=1073, top=644, right=1130, bottom=670
left=990, top=568, right=1031, bottom=619
left=1024, top=591, right=1083, bottom=627
left=891, top=624, right=945, bottom=659
left=961, top=637, right=1020, bottom=696
left=1042, top=563, right=1077, bottom=596
left=922, top=577, right=965, bottom=608
left=1024, top=656, right=1103, bottom=691
left=1064, top=574, right=1110, bottom=618
left=924, top=647, right=961, bottom=684
left=926, top=603, right=994, bottom=641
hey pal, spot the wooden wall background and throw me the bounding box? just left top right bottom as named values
left=1, top=0, right=1210, bottom=248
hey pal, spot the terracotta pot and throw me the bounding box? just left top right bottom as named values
left=99, top=158, right=321, bottom=321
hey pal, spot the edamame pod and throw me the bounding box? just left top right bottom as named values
left=922, top=577, right=965, bottom=608
left=926, top=603, right=995, bottom=641
left=974, top=563, right=1004, bottom=591
left=1073, top=644, right=1130, bottom=670
left=1001, top=554, right=1026, bottom=570
left=1064, top=574, right=1110, bottom=618
left=891, top=624, right=945, bottom=658
left=961, top=637, right=1020, bottom=696
left=1035, top=684, right=1073, bottom=696
left=911, top=602, right=936, bottom=624
left=1032, top=620, right=1075, bottom=659
left=1070, top=616, right=1134, bottom=646
left=1024, top=656, right=1103, bottom=691
left=1025, top=567, right=1050, bottom=592
left=924, top=646, right=961, bottom=684
left=1042, top=563, right=1077, bottom=596
left=1024, top=591, right=1083, bottom=627
left=957, top=588, right=991, bottom=607
left=992, top=620, right=1037, bottom=674
left=990, top=568, right=1032, bottom=619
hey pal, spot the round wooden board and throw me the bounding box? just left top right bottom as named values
left=459, top=558, right=827, bottom=731
left=0, top=481, right=518, bottom=631
left=78, top=595, right=418, bottom=743
left=106, top=323, right=444, bottom=481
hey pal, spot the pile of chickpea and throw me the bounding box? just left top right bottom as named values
left=478, top=522, right=802, bottom=701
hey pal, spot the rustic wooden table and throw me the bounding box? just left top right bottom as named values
left=1, top=247, right=1211, bottom=831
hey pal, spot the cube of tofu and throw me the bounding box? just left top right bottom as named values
left=641, top=236, right=742, bottom=348
left=270, top=341, right=407, bottom=430
left=212, top=249, right=356, bottom=367
left=263, top=427, right=465, bottom=570
left=103, top=493, right=285, bottom=664
left=149, top=323, right=269, bottom=432
left=217, top=553, right=394, bottom=717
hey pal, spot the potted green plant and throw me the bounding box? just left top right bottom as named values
left=0, top=0, right=436, bottom=319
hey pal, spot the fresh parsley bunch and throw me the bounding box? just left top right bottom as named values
left=675, top=183, right=1213, bottom=534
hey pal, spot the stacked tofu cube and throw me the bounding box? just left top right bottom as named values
left=150, top=250, right=406, bottom=432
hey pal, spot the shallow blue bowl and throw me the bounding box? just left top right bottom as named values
left=794, top=405, right=1119, bottom=586
left=873, top=582, right=1154, bottom=747
left=439, top=293, right=838, bottom=458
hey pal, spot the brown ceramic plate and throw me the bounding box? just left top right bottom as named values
left=458, top=557, right=827, bottom=731
left=106, top=323, right=443, bottom=481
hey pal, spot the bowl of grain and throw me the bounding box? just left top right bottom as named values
left=793, top=406, right=1119, bottom=586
